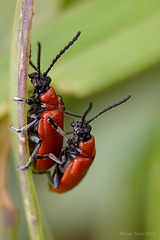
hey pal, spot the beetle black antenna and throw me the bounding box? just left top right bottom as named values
left=86, top=94, right=131, bottom=124
left=43, top=31, right=81, bottom=77
left=37, top=42, right=41, bottom=79
left=81, top=102, right=92, bottom=126
left=29, top=45, right=38, bottom=71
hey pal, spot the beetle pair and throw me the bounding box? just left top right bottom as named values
left=10, top=31, right=131, bottom=193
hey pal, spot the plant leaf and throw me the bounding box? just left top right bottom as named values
left=30, top=0, right=160, bottom=96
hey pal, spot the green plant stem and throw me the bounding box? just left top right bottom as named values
left=10, top=0, right=45, bottom=239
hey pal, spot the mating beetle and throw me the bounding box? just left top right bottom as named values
left=10, top=31, right=81, bottom=173
left=40, top=95, right=131, bottom=193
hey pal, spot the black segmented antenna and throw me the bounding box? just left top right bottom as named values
left=29, top=46, right=38, bottom=71
left=43, top=31, right=81, bottom=77
left=86, top=94, right=131, bottom=124
left=81, top=102, right=92, bottom=126
left=37, top=42, right=41, bottom=79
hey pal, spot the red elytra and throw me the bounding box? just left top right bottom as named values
left=35, top=88, right=64, bottom=172
left=50, top=136, right=96, bottom=193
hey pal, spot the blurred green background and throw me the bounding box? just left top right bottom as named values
left=1, top=0, right=160, bottom=239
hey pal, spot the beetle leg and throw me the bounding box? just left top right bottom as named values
left=36, top=153, right=62, bottom=164
left=17, top=138, right=42, bottom=171
left=10, top=119, right=39, bottom=133
left=29, top=133, right=41, bottom=143
left=13, top=97, right=34, bottom=105
left=36, top=154, right=48, bottom=159
left=48, top=153, right=62, bottom=164
left=53, top=165, right=60, bottom=188
left=47, top=170, right=54, bottom=187
left=47, top=116, right=69, bottom=142
left=47, top=165, right=60, bottom=189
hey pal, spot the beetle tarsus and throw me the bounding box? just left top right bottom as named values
left=17, top=139, right=42, bottom=171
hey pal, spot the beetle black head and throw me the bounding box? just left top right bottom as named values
left=29, top=42, right=51, bottom=94
left=71, top=120, right=92, bottom=142
left=71, top=102, right=92, bottom=142
left=29, top=72, right=51, bottom=94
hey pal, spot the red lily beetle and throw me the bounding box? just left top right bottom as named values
left=41, top=95, right=131, bottom=193
left=10, top=31, right=81, bottom=173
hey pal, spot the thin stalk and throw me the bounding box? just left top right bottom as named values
left=10, top=0, right=45, bottom=239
